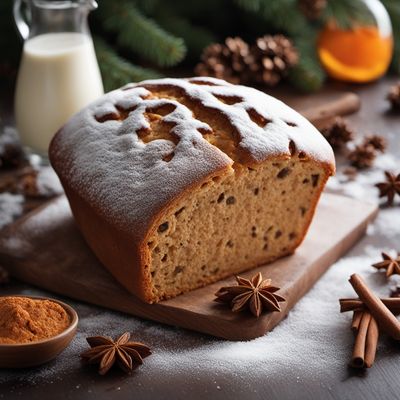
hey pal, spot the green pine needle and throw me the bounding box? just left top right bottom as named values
left=288, top=58, right=325, bottom=92
left=256, top=0, right=311, bottom=36
left=94, top=37, right=163, bottom=91
left=154, top=9, right=216, bottom=59
left=382, top=0, right=400, bottom=73
left=288, top=36, right=325, bottom=92
left=324, top=0, right=375, bottom=29
left=97, top=0, right=186, bottom=67
left=233, top=0, right=261, bottom=12
left=134, top=0, right=160, bottom=14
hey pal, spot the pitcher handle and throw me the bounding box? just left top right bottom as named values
left=13, top=0, right=30, bottom=40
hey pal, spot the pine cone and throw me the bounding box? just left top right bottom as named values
left=363, top=134, right=387, bottom=153
left=298, top=0, right=327, bottom=20
left=250, top=35, right=299, bottom=86
left=195, top=37, right=254, bottom=84
left=321, top=118, right=354, bottom=150
left=348, top=144, right=376, bottom=169
left=387, top=83, right=400, bottom=111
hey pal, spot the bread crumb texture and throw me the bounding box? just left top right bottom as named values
left=147, top=160, right=328, bottom=301
left=50, top=77, right=335, bottom=302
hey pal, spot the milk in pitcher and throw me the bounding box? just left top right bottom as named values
left=15, top=32, right=104, bottom=155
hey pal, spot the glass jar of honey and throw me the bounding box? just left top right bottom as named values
left=318, top=0, right=393, bottom=83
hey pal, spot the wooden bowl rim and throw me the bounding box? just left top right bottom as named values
left=0, top=294, right=78, bottom=348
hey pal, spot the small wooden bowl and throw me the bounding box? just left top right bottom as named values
left=0, top=295, right=78, bottom=368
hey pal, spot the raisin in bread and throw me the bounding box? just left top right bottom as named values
left=49, top=77, right=335, bottom=303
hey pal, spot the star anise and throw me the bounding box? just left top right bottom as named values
left=321, top=117, right=354, bottom=150
left=375, top=171, right=400, bottom=206
left=347, top=144, right=376, bottom=169
left=214, top=272, right=285, bottom=317
left=81, top=332, right=151, bottom=375
left=362, top=135, right=387, bottom=153
left=372, top=252, right=400, bottom=277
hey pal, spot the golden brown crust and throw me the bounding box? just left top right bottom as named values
left=49, top=77, right=335, bottom=303
left=61, top=165, right=234, bottom=303
left=61, top=183, right=151, bottom=301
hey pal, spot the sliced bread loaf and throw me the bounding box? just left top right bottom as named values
left=49, top=77, right=335, bottom=303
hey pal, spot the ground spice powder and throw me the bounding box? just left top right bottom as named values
left=0, top=296, right=70, bottom=344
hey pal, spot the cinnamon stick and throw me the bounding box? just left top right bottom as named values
left=349, top=274, right=400, bottom=340
left=351, top=310, right=363, bottom=332
left=340, top=298, right=400, bottom=314
left=364, top=317, right=379, bottom=368
left=351, top=311, right=371, bottom=368
left=302, top=92, right=361, bottom=129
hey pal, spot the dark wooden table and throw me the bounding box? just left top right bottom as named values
left=1, top=77, right=400, bottom=400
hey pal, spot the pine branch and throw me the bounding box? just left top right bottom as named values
left=96, top=0, right=186, bottom=67
left=240, top=0, right=325, bottom=91
left=133, top=0, right=160, bottom=15
left=288, top=37, right=325, bottom=92
left=160, top=0, right=228, bottom=20
left=94, top=37, right=163, bottom=91
left=382, top=0, right=400, bottom=15
left=382, top=0, right=400, bottom=73
left=154, top=9, right=216, bottom=60
left=256, top=0, right=311, bottom=36
left=233, top=0, right=261, bottom=12
left=324, top=0, right=375, bottom=29
left=289, top=57, right=325, bottom=92
left=212, top=0, right=326, bottom=91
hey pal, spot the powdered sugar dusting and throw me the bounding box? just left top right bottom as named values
left=35, top=166, right=63, bottom=197
left=143, top=77, right=334, bottom=165
left=0, top=193, right=24, bottom=229
left=50, top=77, right=334, bottom=236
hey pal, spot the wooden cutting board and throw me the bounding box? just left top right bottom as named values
left=0, top=193, right=377, bottom=340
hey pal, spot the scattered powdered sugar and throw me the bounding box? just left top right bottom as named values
left=0, top=127, right=21, bottom=154
left=1, top=83, right=399, bottom=394
left=0, top=193, right=24, bottom=229
left=1, top=213, right=398, bottom=389
left=35, top=166, right=63, bottom=197
left=1, top=173, right=399, bottom=389
left=327, top=152, right=398, bottom=202
left=368, top=207, right=400, bottom=238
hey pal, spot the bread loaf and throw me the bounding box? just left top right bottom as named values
left=49, top=77, right=335, bottom=303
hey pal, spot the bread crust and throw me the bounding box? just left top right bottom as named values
left=49, top=77, right=335, bottom=303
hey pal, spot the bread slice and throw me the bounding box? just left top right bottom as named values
left=49, top=77, right=335, bottom=303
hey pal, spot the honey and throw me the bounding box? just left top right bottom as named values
left=318, top=22, right=393, bottom=83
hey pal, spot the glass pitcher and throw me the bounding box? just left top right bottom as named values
left=14, top=0, right=104, bottom=156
